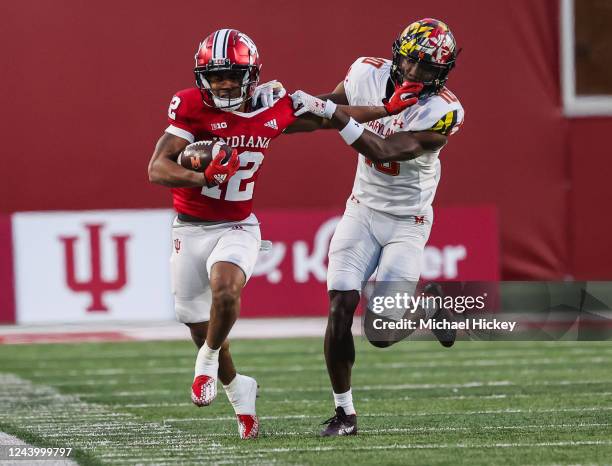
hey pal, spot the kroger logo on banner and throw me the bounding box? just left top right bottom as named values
left=12, top=210, right=175, bottom=323
left=241, top=207, right=499, bottom=317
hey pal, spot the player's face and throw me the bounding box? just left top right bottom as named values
left=206, top=70, right=244, bottom=99
left=397, top=56, right=439, bottom=84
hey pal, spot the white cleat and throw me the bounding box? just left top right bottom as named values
left=227, top=375, right=259, bottom=439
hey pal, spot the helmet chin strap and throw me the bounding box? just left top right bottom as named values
left=208, top=75, right=251, bottom=111
left=212, top=95, right=244, bottom=111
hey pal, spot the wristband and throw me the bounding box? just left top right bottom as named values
left=339, top=118, right=365, bottom=145
left=323, top=99, right=337, bottom=119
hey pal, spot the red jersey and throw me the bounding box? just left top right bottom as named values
left=165, top=88, right=297, bottom=221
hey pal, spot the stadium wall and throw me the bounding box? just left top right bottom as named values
left=1, top=0, right=610, bottom=280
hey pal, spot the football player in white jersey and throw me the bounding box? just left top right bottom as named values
left=290, top=18, right=465, bottom=436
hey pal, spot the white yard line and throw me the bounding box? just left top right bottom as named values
left=157, top=406, right=612, bottom=423
left=53, top=389, right=612, bottom=400
left=92, top=439, right=612, bottom=460
left=36, top=378, right=612, bottom=390
left=208, top=440, right=612, bottom=455
left=22, top=423, right=612, bottom=441
left=4, top=346, right=611, bottom=364
left=18, top=355, right=612, bottom=378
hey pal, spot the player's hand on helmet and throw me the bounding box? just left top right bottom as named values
left=204, top=148, right=240, bottom=187
left=290, top=90, right=337, bottom=119
left=382, top=81, right=424, bottom=115
left=252, top=80, right=287, bottom=108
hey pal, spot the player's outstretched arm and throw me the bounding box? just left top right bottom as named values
left=284, top=80, right=391, bottom=133
left=285, top=81, right=423, bottom=134
left=148, top=133, right=205, bottom=187
left=330, top=110, right=448, bottom=162
left=288, top=87, right=447, bottom=161
left=284, top=103, right=389, bottom=133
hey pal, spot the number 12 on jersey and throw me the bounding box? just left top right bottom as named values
left=365, top=158, right=400, bottom=176
left=202, top=151, right=264, bottom=201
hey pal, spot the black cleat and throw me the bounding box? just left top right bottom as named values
left=320, top=407, right=357, bottom=436
left=423, top=282, right=456, bottom=348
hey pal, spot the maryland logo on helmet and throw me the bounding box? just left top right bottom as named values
left=397, top=19, right=455, bottom=64
left=391, top=18, right=459, bottom=97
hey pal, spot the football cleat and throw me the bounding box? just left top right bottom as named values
left=191, top=375, right=217, bottom=406
left=320, top=407, right=357, bottom=437
left=237, top=414, right=259, bottom=439
left=423, top=282, right=456, bottom=347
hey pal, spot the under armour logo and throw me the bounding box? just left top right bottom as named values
left=414, top=216, right=425, bottom=225
left=392, top=118, right=404, bottom=129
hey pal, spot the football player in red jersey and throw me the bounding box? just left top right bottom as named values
left=148, top=28, right=417, bottom=439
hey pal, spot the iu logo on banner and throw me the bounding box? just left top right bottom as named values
left=59, top=224, right=130, bottom=312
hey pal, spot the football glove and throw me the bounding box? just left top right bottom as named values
left=290, top=90, right=337, bottom=119
left=204, top=148, right=240, bottom=186
left=252, top=80, right=287, bottom=108
left=382, top=81, right=424, bottom=115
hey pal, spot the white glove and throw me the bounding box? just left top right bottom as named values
left=251, top=80, right=287, bottom=108
left=290, top=90, right=337, bottom=119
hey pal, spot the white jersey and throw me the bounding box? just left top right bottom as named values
left=344, top=56, right=464, bottom=216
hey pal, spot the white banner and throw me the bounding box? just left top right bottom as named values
left=13, top=210, right=176, bottom=323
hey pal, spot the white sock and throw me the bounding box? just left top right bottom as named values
left=224, top=374, right=257, bottom=415
left=194, top=343, right=219, bottom=378
left=333, top=389, right=356, bottom=415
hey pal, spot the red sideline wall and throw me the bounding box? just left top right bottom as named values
left=1, top=0, right=611, bottom=279
left=0, top=215, right=16, bottom=323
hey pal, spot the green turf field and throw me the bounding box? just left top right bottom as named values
left=1, top=338, right=611, bottom=465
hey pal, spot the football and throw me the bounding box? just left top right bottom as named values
left=177, top=140, right=233, bottom=172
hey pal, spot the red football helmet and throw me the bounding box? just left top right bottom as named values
left=194, top=29, right=261, bottom=111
